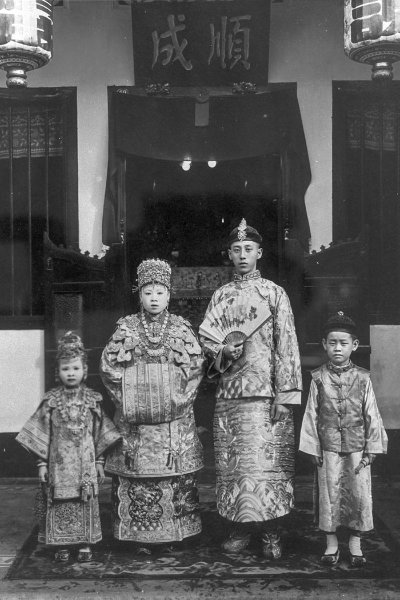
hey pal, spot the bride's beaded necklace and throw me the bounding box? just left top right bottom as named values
left=140, top=310, right=170, bottom=358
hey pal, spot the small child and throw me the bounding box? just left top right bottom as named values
left=299, top=312, right=387, bottom=567
left=16, top=332, right=120, bottom=562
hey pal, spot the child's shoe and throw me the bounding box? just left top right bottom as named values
left=77, top=546, right=93, bottom=562
left=348, top=532, right=365, bottom=566
left=321, top=533, right=340, bottom=565
left=54, top=548, right=70, bottom=562
left=320, top=548, right=340, bottom=565
left=349, top=553, right=366, bottom=567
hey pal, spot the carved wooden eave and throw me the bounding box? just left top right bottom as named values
left=44, top=233, right=106, bottom=281
left=304, top=238, right=368, bottom=278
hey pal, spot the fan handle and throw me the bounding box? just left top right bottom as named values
left=224, top=331, right=247, bottom=345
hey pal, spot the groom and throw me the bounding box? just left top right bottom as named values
left=200, top=218, right=302, bottom=559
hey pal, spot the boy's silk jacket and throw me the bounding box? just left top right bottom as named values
left=300, top=362, right=388, bottom=456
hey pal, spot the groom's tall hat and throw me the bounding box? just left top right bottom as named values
left=228, top=218, right=263, bottom=245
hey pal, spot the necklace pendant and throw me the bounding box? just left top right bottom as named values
left=147, top=347, right=164, bottom=356
left=69, top=406, right=79, bottom=420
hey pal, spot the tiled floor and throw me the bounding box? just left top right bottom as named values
left=1, top=476, right=400, bottom=599
left=0, top=482, right=37, bottom=581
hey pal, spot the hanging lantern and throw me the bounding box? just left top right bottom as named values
left=344, top=0, right=400, bottom=81
left=0, top=0, right=53, bottom=88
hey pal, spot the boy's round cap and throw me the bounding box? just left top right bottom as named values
left=323, top=311, right=357, bottom=336
left=228, top=218, right=262, bottom=245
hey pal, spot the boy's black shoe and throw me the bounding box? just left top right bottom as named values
left=320, top=548, right=340, bottom=565
left=349, top=552, right=366, bottom=567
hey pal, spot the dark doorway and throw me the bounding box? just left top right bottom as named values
left=124, top=153, right=282, bottom=289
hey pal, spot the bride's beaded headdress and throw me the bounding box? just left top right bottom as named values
left=136, top=259, right=171, bottom=290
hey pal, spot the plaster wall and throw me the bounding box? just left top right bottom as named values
left=371, top=326, right=400, bottom=429
left=0, top=331, right=44, bottom=431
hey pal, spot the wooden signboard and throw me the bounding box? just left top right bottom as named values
left=131, top=0, right=270, bottom=86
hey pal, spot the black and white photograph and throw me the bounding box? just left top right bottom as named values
left=0, top=1, right=400, bottom=599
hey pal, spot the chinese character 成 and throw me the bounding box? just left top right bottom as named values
left=152, top=14, right=193, bottom=71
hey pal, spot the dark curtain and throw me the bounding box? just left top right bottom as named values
left=343, top=97, right=400, bottom=323
left=0, top=99, right=66, bottom=317
left=0, top=106, right=63, bottom=159
left=344, top=100, right=400, bottom=243
left=347, top=103, right=398, bottom=152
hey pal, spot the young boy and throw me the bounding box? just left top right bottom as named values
left=300, top=312, right=387, bottom=566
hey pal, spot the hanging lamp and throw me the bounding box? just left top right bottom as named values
left=0, top=0, right=53, bottom=88
left=344, top=0, right=400, bottom=80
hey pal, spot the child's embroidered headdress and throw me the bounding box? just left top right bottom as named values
left=56, top=331, right=87, bottom=361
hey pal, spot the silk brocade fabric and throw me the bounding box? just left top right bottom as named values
left=300, top=361, right=388, bottom=533
left=111, top=473, right=202, bottom=543
left=201, top=272, right=301, bottom=524
left=201, top=273, right=302, bottom=402
left=100, top=311, right=205, bottom=542
left=16, top=386, right=120, bottom=545
left=214, top=398, right=295, bottom=522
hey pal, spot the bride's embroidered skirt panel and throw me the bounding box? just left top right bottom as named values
left=111, top=473, right=202, bottom=542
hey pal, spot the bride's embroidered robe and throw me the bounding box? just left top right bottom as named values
left=100, top=311, right=205, bottom=542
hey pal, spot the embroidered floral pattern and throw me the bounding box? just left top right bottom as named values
left=172, top=474, right=200, bottom=519
left=101, top=311, right=204, bottom=543
left=16, top=385, right=120, bottom=545
left=127, top=480, right=163, bottom=530
left=101, top=312, right=205, bottom=478
left=201, top=277, right=302, bottom=399
left=113, top=474, right=202, bottom=542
